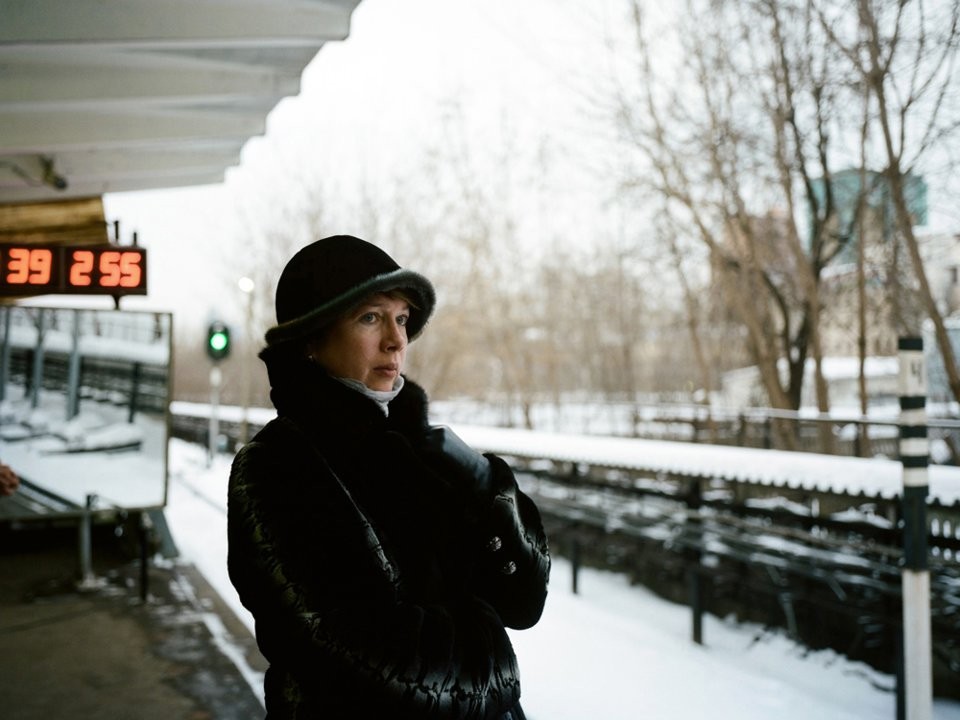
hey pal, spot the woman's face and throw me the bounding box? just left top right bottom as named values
left=306, top=293, right=410, bottom=391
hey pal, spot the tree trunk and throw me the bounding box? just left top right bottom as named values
left=860, top=0, right=960, bottom=404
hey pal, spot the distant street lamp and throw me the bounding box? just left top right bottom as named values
left=239, top=277, right=255, bottom=445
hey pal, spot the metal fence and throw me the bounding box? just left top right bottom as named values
left=512, top=459, right=960, bottom=702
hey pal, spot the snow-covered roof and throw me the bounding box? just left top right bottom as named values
left=453, top=424, right=960, bottom=506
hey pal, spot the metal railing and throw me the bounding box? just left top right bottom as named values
left=510, top=457, right=959, bottom=702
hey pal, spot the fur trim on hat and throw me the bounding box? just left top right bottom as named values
left=264, top=235, right=436, bottom=347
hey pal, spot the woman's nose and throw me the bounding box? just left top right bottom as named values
left=383, top=319, right=407, bottom=350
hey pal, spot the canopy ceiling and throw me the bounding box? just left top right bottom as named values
left=0, top=0, right=363, bottom=206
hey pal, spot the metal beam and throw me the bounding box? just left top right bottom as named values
left=0, top=49, right=301, bottom=109
left=151, top=46, right=326, bottom=74
left=0, top=148, right=243, bottom=188
left=0, top=172, right=229, bottom=203
left=0, top=0, right=353, bottom=48
left=58, top=148, right=244, bottom=179
left=0, top=109, right=266, bottom=154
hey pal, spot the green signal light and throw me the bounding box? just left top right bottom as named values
left=206, top=321, right=231, bottom=361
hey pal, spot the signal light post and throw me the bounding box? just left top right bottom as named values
left=206, top=321, right=231, bottom=466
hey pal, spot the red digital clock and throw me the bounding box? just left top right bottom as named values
left=0, top=244, right=147, bottom=297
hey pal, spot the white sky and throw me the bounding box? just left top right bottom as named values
left=102, top=0, right=614, bottom=331
left=101, top=0, right=960, bottom=335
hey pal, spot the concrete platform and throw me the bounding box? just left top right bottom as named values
left=0, top=518, right=266, bottom=720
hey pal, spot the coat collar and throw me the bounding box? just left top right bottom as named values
left=276, top=368, right=430, bottom=442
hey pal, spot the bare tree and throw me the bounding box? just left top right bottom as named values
left=816, top=0, right=960, bottom=405
left=607, top=0, right=872, bottom=447
left=656, top=210, right=721, bottom=441
left=385, top=100, right=550, bottom=424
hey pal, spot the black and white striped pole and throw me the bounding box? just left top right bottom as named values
left=898, top=336, right=932, bottom=720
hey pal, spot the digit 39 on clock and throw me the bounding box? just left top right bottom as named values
left=0, top=244, right=147, bottom=296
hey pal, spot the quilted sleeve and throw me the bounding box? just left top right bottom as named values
left=466, top=454, right=551, bottom=630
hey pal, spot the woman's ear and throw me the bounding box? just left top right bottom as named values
left=304, top=335, right=323, bottom=363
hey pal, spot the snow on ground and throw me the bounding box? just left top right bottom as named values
left=164, top=438, right=960, bottom=720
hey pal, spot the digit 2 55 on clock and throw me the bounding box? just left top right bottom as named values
left=0, top=244, right=147, bottom=296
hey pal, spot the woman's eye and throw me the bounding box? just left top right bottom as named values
left=397, top=314, right=409, bottom=327
left=360, top=312, right=378, bottom=324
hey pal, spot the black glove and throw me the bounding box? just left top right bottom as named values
left=417, top=426, right=493, bottom=503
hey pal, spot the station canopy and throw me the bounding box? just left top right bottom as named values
left=0, top=0, right=363, bottom=226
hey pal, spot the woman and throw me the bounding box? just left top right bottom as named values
left=228, top=235, right=550, bottom=719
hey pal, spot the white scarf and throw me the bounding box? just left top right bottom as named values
left=334, top=375, right=405, bottom=416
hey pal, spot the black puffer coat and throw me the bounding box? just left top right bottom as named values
left=228, top=363, right=550, bottom=720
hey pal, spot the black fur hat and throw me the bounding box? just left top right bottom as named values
left=264, top=235, right=435, bottom=347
